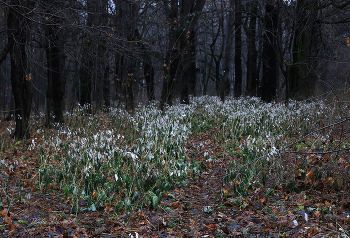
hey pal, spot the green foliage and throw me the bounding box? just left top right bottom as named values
left=25, top=96, right=332, bottom=212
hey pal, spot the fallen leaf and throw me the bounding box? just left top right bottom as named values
left=314, top=210, right=320, bottom=218
left=0, top=209, right=7, bottom=218
left=308, top=227, right=317, bottom=236
left=327, top=223, right=336, bottom=230
left=338, top=158, right=345, bottom=164
left=170, top=201, right=180, bottom=209
left=207, top=224, right=217, bottom=229
left=345, top=216, right=350, bottom=223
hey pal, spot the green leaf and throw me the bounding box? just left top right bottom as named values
left=18, top=220, right=28, bottom=224
left=89, top=204, right=97, bottom=211
left=152, top=195, right=158, bottom=208
left=71, top=205, right=78, bottom=213
left=63, top=187, right=69, bottom=198
left=167, top=193, right=176, bottom=199
left=266, top=188, right=274, bottom=197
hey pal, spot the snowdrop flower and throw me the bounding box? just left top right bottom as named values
left=126, top=152, right=138, bottom=161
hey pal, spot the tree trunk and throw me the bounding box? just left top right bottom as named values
left=45, top=12, right=66, bottom=127
left=144, top=59, right=155, bottom=102
left=96, top=0, right=109, bottom=111
left=287, top=0, right=320, bottom=100
left=103, top=62, right=110, bottom=108
left=221, top=0, right=235, bottom=101
left=246, top=2, right=258, bottom=96
left=7, top=1, right=32, bottom=139
left=234, top=0, right=242, bottom=97
left=160, top=0, right=205, bottom=109
left=79, top=40, right=92, bottom=112
left=180, top=30, right=196, bottom=104
left=261, top=2, right=278, bottom=102
left=160, top=0, right=179, bottom=110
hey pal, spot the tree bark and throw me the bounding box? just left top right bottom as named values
left=160, top=0, right=205, bottom=109
left=287, top=0, right=320, bottom=100
left=261, top=2, right=278, bottom=102
left=221, top=0, right=235, bottom=101
left=160, top=0, right=179, bottom=110
left=234, top=0, right=242, bottom=97
left=246, top=2, right=258, bottom=96
left=144, top=59, right=155, bottom=102
left=7, top=1, right=32, bottom=139
left=0, top=39, right=14, bottom=66
left=45, top=7, right=66, bottom=127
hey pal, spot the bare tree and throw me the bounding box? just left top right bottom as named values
left=44, top=0, right=66, bottom=126
left=261, top=0, right=279, bottom=102
left=234, top=0, right=242, bottom=97
left=7, top=0, right=34, bottom=138
left=160, top=0, right=206, bottom=109
left=246, top=0, right=259, bottom=97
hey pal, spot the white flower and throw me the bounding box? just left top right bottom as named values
left=126, top=152, right=138, bottom=161
left=115, top=174, right=118, bottom=181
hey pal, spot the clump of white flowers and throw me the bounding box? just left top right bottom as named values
left=32, top=95, right=331, bottom=210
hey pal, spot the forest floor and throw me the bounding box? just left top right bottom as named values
left=0, top=120, right=350, bottom=237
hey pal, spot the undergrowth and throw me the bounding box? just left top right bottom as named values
left=0, top=95, right=349, bottom=214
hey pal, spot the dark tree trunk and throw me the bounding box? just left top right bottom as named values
left=211, top=15, right=224, bottom=101
left=234, top=0, right=242, bottom=97
left=7, top=1, right=32, bottom=139
left=124, top=74, right=134, bottom=113
left=187, top=31, right=197, bottom=97
left=95, top=0, right=109, bottom=111
left=5, top=94, right=15, bottom=121
left=215, top=54, right=223, bottom=100
left=45, top=13, right=66, bottom=127
left=103, top=62, right=110, bottom=108
left=112, top=0, right=138, bottom=113
left=246, top=2, right=258, bottom=96
left=79, top=0, right=105, bottom=113
left=114, top=54, right=123, bottom=104
left=0, top=39, right=14, bottom=66
left=221, top=0, right=235, bottom=101
left=261, top=2, right=278, bottom=102
left=123, top=55, right=134, bottom=113
left=144, top=60, right=155, bottom=102
left=287, top=0, right=320, bottom=100
left=160, top=0, right=205, bottom=109
left=79, top=41, right=92, bottom=112
left=180, top=30, right=196, bottom=104
left=160, top=0, right=178, bottom=110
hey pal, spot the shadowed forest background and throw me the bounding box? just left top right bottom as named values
left=0, top=0, right=350, bottom=138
